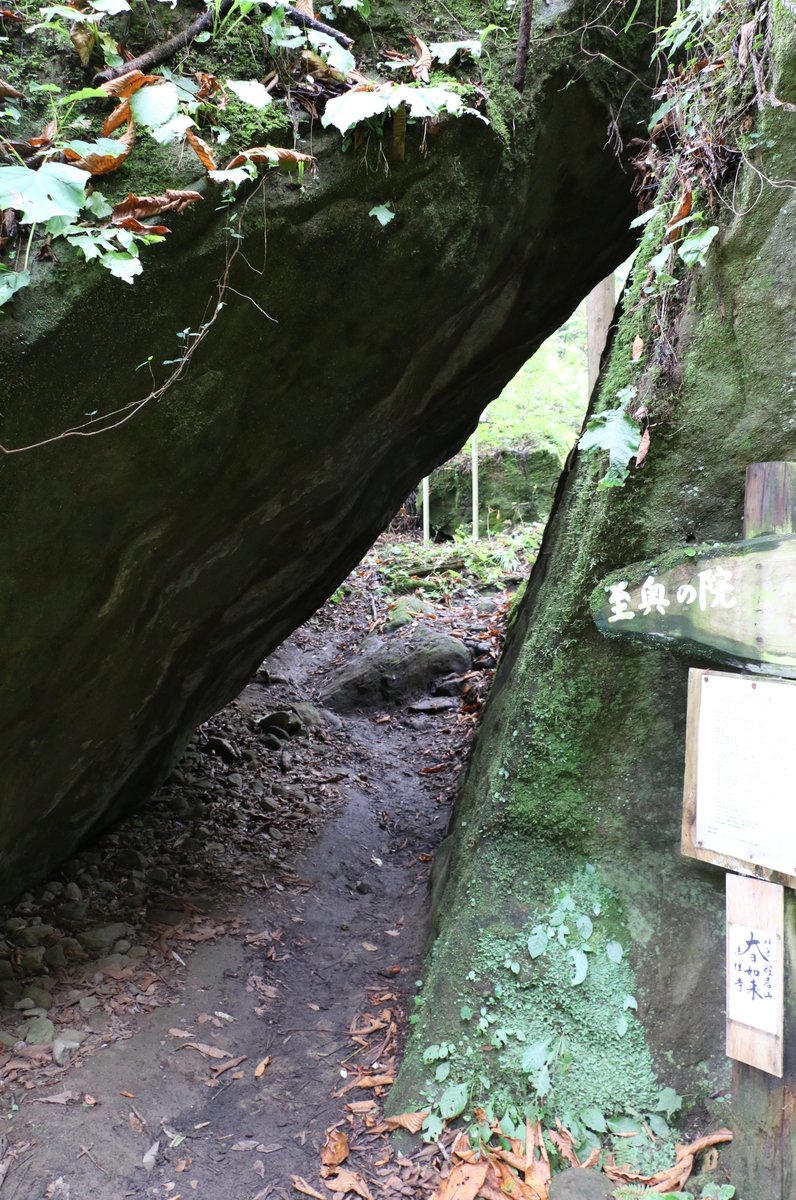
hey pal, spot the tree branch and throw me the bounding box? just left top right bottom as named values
left=94, top=2, right=353, bottom=87
left=513, top=0, right=534, bottom=93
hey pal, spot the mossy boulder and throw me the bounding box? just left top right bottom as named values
left=0, top=4, right=659, bottom=899
left=425, top=442, right=563, bottom=537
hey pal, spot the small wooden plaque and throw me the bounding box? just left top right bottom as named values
left=726, top=874, right=784, bottom=1076
left=682, top=668, right=796, bottom=889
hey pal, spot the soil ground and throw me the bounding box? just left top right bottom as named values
left=0, top=534, right=513, bottom=1200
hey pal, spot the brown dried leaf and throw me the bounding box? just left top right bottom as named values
left=114, top=216, right=170, bottom=235
left=254, top=1054, right=272, bottom=1078
left=408, top=35, right=432, bottom=83
left=64, top=121, right=135, bottom=176
left=0, top=76, right=22, bottom=100
left=103, top=99, right=130, bottom=136
left=380, top=1111, right=430, bottom=1135
left=111, top=189, right=203, bottom=222
left=737, top=19, right=756, bottom=74
left=186, top=128, right=218, bottom=172
left=435, top=1161, right=489, bottom=1200
left=292, top=1177, right=326, bottom=1200
left=70, top=24, right=95, bottom=67
left=178, top=1041, right=230, bottom=1061
left=100, top=70, right=157, bottom=99
left=323, top=1168, right=373, bottom=1200
left=635, top=427, right=651, bottom=468
left=224, top=145, right=316, bottom=171
left=666, top=186, right=692, bottom=243
left=321, top=1129, right=349, bottom=1170
left=631, top=334, right=644, bottom=361
left=294, top=0, right=314, bottom=15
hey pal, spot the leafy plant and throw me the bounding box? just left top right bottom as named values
left=579, top=393, right=643, bottom=489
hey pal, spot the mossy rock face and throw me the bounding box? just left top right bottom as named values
left=0, top=4, right=658, bottom=899
left=390, top=86, right=796, bottom=1130
left=426, top=443, right=563, bottom=537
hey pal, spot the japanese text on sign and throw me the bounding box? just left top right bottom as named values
left=607, top=566, right=736, bottom=623
left=727, top=921, right=781, bottom=1035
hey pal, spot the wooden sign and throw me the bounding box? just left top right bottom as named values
left=682, top=668, right=796, bottom=888
left=726, top=874, right=784, bottom=1077
left=591, top=534, right=796, bottom=677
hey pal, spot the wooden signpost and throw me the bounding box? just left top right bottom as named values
left=592, top=462, right=796, bottom=1200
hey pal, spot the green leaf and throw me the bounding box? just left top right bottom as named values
left=429, top=39, right=482, bottom=63
left=84, top=190, right=112, bottom=218
left=0, top=268, right=30, bottom=307
left=388, top=83, right=464, bottom=119
left=99, top=250, right=142, bottom=283
left=307, top=30, right=356, bottom=74
left=321, top=87, right=392, bottom=134
left=576, top=913, right=593, bottom=941
left=435, top=1061, right=450, bottom=1083
left=533, top=1063, right=550, bottom=1099
left=580, top=1105, right=606, bottom=1133
left=0, top=161, right=89, bottom=224
left=623, top=994, right=638, bottom=1010
left=58, top=86, right=109, bottom=105
left=648, top=1112, right=670, bottom=1138
left=630, top=205, right=660, bottom=228
left=569, top=948, right=588, bottom=986
left=64, top=137, right=127, bottom=159
left=369, top=203, right=395, bottom=226
left=130, top=81, right=179, bottom=130
left=678, top=225, right=719, bottom=268
left=150, top=114, right=194, bottom=145
left=208, top=166, right=255, bottom=188
left=607, top=1115, right=641, bottom=1137
left=439, top=1083, right=468, bottom=1120
left=459, top=1004, right=473, bottom=1021
left=521, top=1041, right=549, bottom=1072
left=580, top=407, right=642, bottom=490
left=655, top=1086, right=683, bottom=1119
left=527, top=927, right=548, bottom=959
left=616, top=1013, right=629, bottom=1037
left=421, top=1112, right=443, bottom=1143
left=227, top=79, right=273, bottom=109
left=605, top=940, right=624, bottom=964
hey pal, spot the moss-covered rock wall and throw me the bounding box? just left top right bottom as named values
left=390, top=40, right=796, bottom=1152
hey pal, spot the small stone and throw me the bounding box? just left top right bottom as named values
left=0, top=982, right=22, bottom=1006
left=44, top=943, right=68, bottom=969
left=62, top=881, right=83, bottom=902
left=227, top=773, right=243, bottom=788
left=114, top=939, right=131, bottom=954
left=56, top=901, right=89, bottom=926
left=24, top=1016, right=54, bottom=1045
left=18, top=946, right=46, bottom=972
left=146, top=907, right=184, bottom=927
left=14, top=924, right=55, bottom=948
left=116, top=849, right=146, bottom=870
left=15, top=998, right=34, bottom=1010
left=98, top=953, right=130, bottom=971
left=0, top=1031, right=17, bottom=1048
left=0, top=960, right=15, bottom=981
left=261, top=795, right=280, bottom=813
left=78, top=996, right=100, bottom=1013
left=128, top=946, right=148, bottom=960
left=146, top=867, right=169, bottom=885
left=52, top=1037, right=82, bottom=1067
left=22, top=987, right=53, bottom=1010
left=45, top=881, right=64, bottom=897
left=77, top=923, right=131, bottom=952
left=548, top=1168, right=613, bottom=1200
left=4, top=918, right=26, bottom=935
left=304, top=801, right=322, bottom=817
left=60, top=937, right=85, bottom=962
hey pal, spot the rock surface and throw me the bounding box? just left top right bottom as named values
left=0, top=1, right=655, bottom=898
left=426, top=442, right=564, bottom=536
left=548, top=1170, right=613, bottom=1200
left=321, top=629, right=471, bottom=711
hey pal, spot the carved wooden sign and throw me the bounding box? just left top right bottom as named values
left=591, top=534, right=796, bottom=677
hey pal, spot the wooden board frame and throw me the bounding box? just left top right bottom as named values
left=726, top=874, right=784, bottom=1076
left=682, top=667, right=796, bottom=890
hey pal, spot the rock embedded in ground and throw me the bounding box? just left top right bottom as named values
left=321, top=628, right=472, bottom=712
left=548, top=1168, right=613, bottom=1200
left=24, top=1015, right=55, bottom=1045
left=384, top=597, right=436, bottom=631
left=77, top=924, right=132, bottom=953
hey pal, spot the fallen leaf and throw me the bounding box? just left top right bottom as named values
left=31, top=1090, right=77, bottom=1105
left=254, top=1054, right=272, bottom=1078
left=233, top=1139, right=261, bottom=1151
left=408, top=34, right=432, bottom=83
left=380, top=1110, right=430, bottom=1135
left=119, top=1091, right=136, bottom=1099
left=737, top=18, right=756, bottom=73
left=129, top=1111, right=146, bottom=1135
left=100, top=69, right=157, bottom=99
left=321, top=1129, right=349, bottom=1170
left=142, top=1140, right=159, bottom=1172
left=323, top=1168, right=373, bottom=1200
left=103, top=99, right=130, bottom=136
left=666, top=186, right=692, bottom=243
left=361, top=943, right=379, bottom=952
left=110, top=189, right=203, bottom=222
left=64, top=122, right=135, bottom=175
left=224, top=146, right=315, bottom=170
left=83, top=1094, right=98, bottom=1107
left=178, top=1042, right=230, bottom=1061
left=176, top=1159, right=192, bottom=1172
left=436, top=1161, right=489, bottom=1200
left=631, top=334, right=644, bottom=361
left=186, top=128, right=218, bottom=172
left=169, top=1029, right=194, bottom=1039
left=70, top=24, right=95, bottom=67
left=635, top=427, right=651, bottom=468
left=211, top=1054, right=247, bottom=1076
left=291, top=1177, right=326, bottom=1200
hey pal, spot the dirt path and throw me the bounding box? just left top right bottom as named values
left=0, top=551, right=509, bottom=1200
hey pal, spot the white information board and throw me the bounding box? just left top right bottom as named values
left=727, top=921, right=781, bottom=1035
left=694, top=671, right=796, bottom=878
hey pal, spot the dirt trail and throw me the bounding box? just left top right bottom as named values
left=0, top=554, right=508, bottom=1200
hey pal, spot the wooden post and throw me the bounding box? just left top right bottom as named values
left=733, top=462, right=796, bottom=1200
left=471, top=429, right=479, bottom=543
left=422, top=476, right=430, bottom=543
left=586, top=274, right=615, bottom=394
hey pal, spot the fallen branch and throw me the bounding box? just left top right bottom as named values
left=94, top=1, right=352, bottom=86
left=513, top=0, right=533, bottom=92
